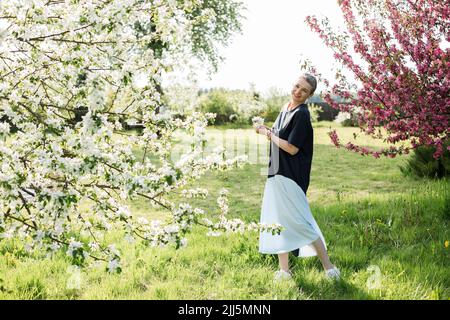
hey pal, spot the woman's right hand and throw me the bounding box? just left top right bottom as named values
left=255, top=124, right=269, bottom=132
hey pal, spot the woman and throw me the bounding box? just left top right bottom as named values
left=255, top=74, right=340, bottom=281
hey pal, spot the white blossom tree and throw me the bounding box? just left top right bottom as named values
left=0, top=0, right=281, bottom=272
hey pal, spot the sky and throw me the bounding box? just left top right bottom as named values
left=190, top=0, right=347, bottom=95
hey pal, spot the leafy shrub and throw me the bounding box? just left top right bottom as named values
left=262, top=106, right=281, bottom=123
left=262, top=88, right=290, bottom=122
left=229, top=91, right=267, bottom=125
left=400, top=140, right=450, bottom=178
left=307, top=103, right=322, bottom=123
left=197, top=89, right=266, bottom=125
left=263, top=93, right=339, bottom=123
left=167, top=86, right=335, bottom=125
left=262, top=92, right=323, bottom=123
left=314, top=102, right=340, bottom=121
left=198, top=91, right=235, bottom=125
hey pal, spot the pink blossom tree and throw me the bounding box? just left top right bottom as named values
left=304, top=0, right=449, bottom=159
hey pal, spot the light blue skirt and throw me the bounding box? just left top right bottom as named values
left=259, top=174, right=326, bottom=257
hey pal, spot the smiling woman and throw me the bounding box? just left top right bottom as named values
left=255, top=74, right=341, bottom=282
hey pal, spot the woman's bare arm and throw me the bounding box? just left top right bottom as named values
left=269, top=134, right=299, bottom=156
left=256, top=126, right=299, bottom=156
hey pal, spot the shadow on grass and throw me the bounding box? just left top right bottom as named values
left=266, top=253, right=376, bottom=300
left=294, top=277, right=375, bottom=300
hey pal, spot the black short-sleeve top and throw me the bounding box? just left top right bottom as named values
left=267, top=103, right=314, bottom=194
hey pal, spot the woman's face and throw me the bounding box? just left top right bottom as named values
left=291, top=77, right=313, bottom=105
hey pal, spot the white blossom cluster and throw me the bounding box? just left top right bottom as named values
left=217, top=188, right=229, bottom=216
left=334, top=112, right=352, bottom=124
left=0, top=0, right=280, bottom=272
left=251, top=116, right=264, bottom=125
left=334, top=107, right=363, bottom=125
left=204, top=190, right=283, bottom=237
left=251, top=116, right=264, bottom=128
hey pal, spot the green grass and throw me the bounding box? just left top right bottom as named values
left=0, top=124, right=449, bottom=300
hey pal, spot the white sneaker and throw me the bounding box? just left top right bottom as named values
left=274, top=269, right=292, bottom=281
left=325, top=267, right=341, bottom=280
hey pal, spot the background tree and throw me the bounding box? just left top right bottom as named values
left=135, top=0, right=244, bottom=111
left=179, top=0, right=244, bottom=72
left=304, top=0, right=449, bottom=159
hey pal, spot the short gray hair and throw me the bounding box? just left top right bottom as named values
left=301, top=74, right=317, bottom=95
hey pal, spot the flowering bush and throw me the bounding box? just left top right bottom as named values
left=0, top=0, right=281, bottom=272
left=307, top=103, right=322, bottom=123
left=304, top=0, right=450, bottom=159
left=261, top=88, right=290, bottom=122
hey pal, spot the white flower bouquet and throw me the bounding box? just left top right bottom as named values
left=252, top=116, right=265, bottom=129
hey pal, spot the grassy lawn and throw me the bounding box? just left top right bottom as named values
left=0, top=124, right=449, bottom=300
